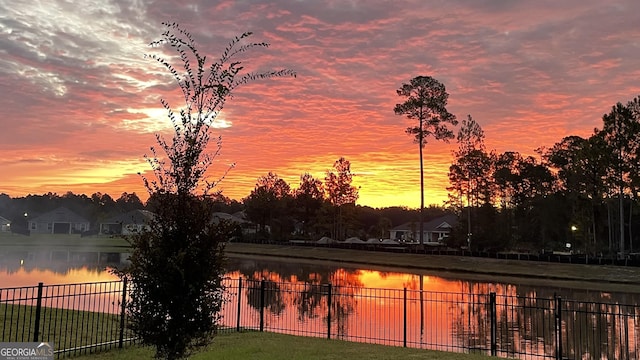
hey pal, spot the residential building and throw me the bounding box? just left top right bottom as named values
left=0, top=216, right=11, bottom=232
left=28, top=207, right=90, bottom=234
left=100, top=210, right=155, bottom=235
left=389, top=214, right=457, bottom=244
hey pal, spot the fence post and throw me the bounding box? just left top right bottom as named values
left=403, top=288, right=407, bottom=348
left=490, top=292, right=496, bottom=356
left=33, top=283, right=43, bottom=342
left=236, top=278, right=243, bottom=332
left=259, top=280, right=265, bottom=332
left=555, top=296, right=562, bottom=360
left=119, top=278, right=128, bottom=348
left=327, top=283, right=332, bottom=339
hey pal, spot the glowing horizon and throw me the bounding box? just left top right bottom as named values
left=1, top=1, right=638, bottom=209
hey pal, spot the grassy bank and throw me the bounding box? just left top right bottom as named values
left=0, top=303, right=126, bottom=352
left=0, top=233, right=130, bottom=252
left=1, top=299, right=488, bottom=360
left=225, top=243, right=640, bottom=292
left=73, top=331, right=490, bottom=360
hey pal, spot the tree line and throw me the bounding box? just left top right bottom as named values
left=446, top=96, right=640, bottom=255
left=0, top=180, right=449, bottom=242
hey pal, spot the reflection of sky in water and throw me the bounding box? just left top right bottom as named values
left=0, top=266, right=119, bottom=288
left=2, top=253, right=640, bottom=306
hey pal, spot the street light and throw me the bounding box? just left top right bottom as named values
left=569, top=225, right=577, bottom=253
left=24, top=212, right=29, bottom=234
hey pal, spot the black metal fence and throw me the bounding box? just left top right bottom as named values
left=2, top=278, right=639, bottom=359
left=0, top=280, right=133, bottom=358
left=222, top=279, right=640, bottom=360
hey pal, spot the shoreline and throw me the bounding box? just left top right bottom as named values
left=225, top=243, right=640, bottom=293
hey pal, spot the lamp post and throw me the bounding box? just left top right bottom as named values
left=570, top=225, right=577, bottom=253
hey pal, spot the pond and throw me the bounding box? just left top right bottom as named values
left=1, top=249, right=639, bottom=359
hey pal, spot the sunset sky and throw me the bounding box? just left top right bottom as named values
left=1, top=1, right=639, bottom=208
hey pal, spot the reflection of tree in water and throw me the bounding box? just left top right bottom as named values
left=451, top=281, right=640, bottom=359
left=229, top=258, right=640, bottom=358
left=245, top=276, right=286, bottom=316
left=451, top=282, right=550, bottom=356
left=326, top=269, right=362, bottom=339
left=229, top=259, right=363, bottom=337
left=559, top=301, right=639, bottom=360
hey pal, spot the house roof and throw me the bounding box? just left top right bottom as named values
left=391, top=214, right=458, bottom=232
left=103, top=210, right=155, bottom=225
left=0, top=215, right=11, bottom=225
left=211, top=212, right=249, bottom=224
left=29, top=207, right=89, bottom=224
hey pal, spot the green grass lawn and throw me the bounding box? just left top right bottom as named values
left=73, top=331, right=490, bottom=360
left=2, top=302, right=489, bottom=360
left=0, top=303, right=128, bottom=353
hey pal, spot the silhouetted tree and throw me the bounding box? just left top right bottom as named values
left=395, top=76, right=457, bottom=245
left=294, top=173, right=325, bottom=237
left=597, top=96, right=640, bottom=253
left=544, top=135, right=610, bottom=252
left=116, top=22, right=294, bottom=360
left=448, top=115, right=490, bottom=249
left=325, top=157, right=359, bottom=240
left=115, top=192, right=144, bottom=213
left=244, top=172, right=293, bottom=241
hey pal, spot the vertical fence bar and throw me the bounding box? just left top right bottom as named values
left=33, top=282, right=44, bottom=342
left=327, top=283, right=332, bottom=339
left=555, top=296, right=562, bottom=360
left=624, top=305, right=630, bottom=360
left=259, top=280, right=265, bottom=332
left=403, top=288, right=407, bottom=348
left=119, top=277, right=128, bottom=348
left=236, top=278, right=243, bottom=332
left=490, top=292, right=497, bottom=356
left=5, top=277, right=640, bottom=358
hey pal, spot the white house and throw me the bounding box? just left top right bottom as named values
left=0, top=216, right=11, bottom=232
left=28, top=207, right=90, bottom=234
left=389, top=214, right=457, bottom=244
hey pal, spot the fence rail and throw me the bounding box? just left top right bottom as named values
left=0, top=280, right=134, bottom=358
left=2, top=279, right=639, bottom=359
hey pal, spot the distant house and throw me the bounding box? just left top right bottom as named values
left=0, top=216, right=11, bottom=232
left=389, top=214, right=458, bottom=244
left=211, top=212, right=249, bottom=225
left=28, top=207, right=90, bottom=234
left=100, top=210, right=155, bottom=235
left=211, top=212, right=258, bottom=236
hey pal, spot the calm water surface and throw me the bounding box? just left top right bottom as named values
left=2, top=249, right=640, bottom=301
left=2, top=249, right=639, bottom=359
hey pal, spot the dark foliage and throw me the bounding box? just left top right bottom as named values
left=121, top=193, right=227, bottom=359
left=114, top=22, right=295, bottom=360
